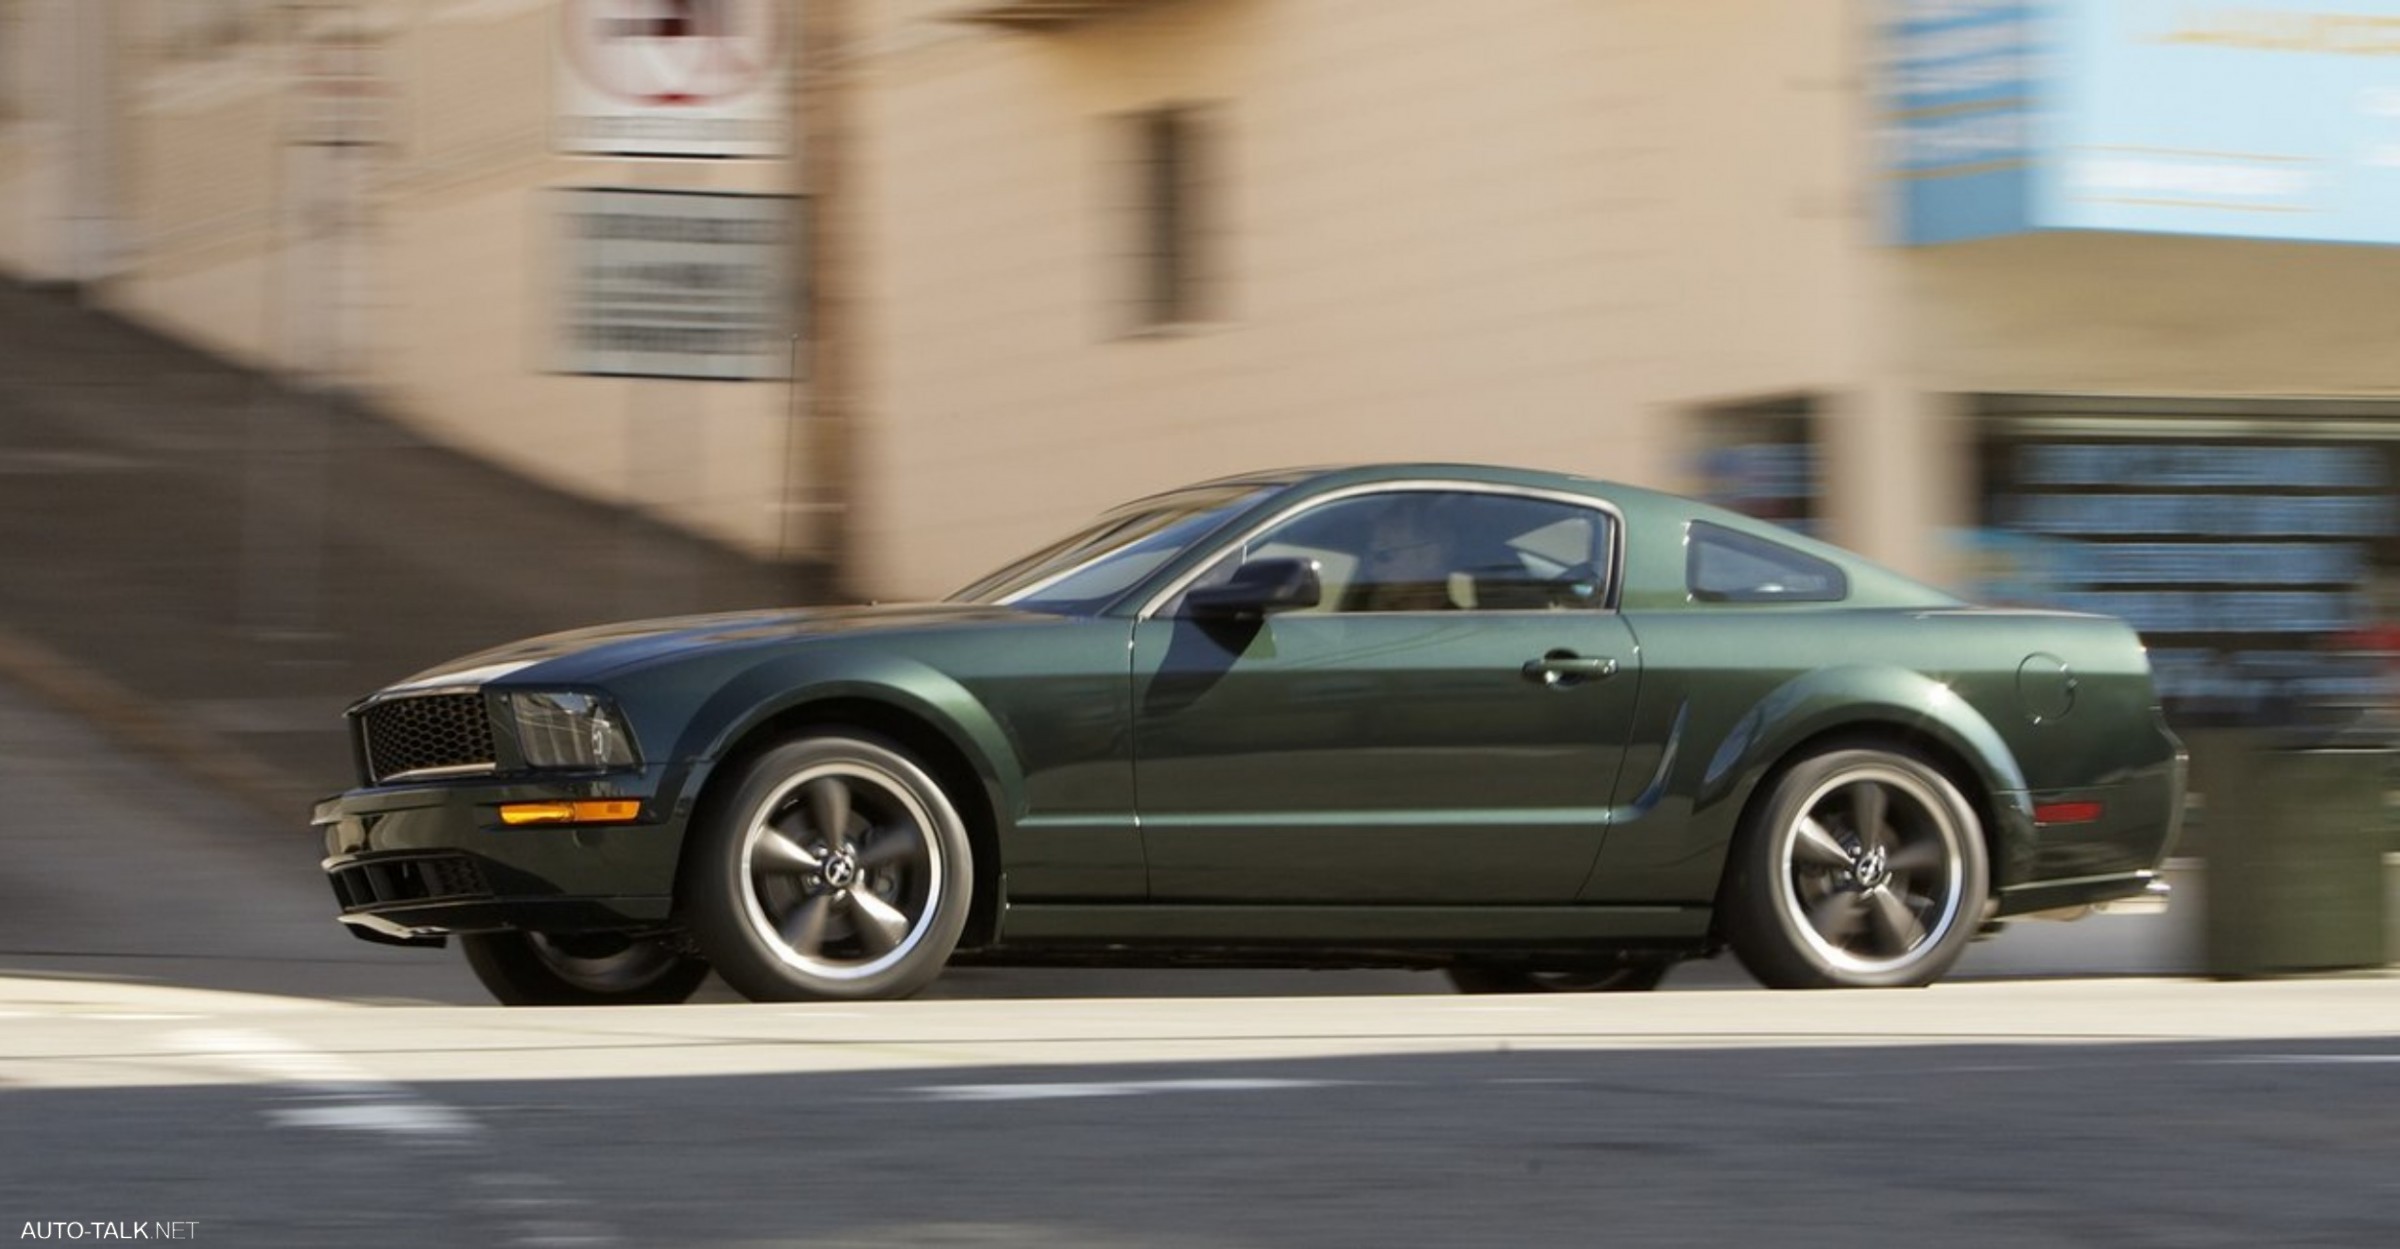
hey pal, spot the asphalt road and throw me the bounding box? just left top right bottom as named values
left=5, top=676, right=2398, bottom=1247
left=4, top=978, right=2398, bottom=1248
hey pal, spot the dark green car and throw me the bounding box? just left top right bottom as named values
left=317, top=464, right=2183, bottom=1005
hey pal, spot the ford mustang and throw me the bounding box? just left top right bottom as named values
left=316, top=464, right=2184, bottom=1004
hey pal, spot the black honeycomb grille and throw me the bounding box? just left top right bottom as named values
left=360, top=693, right=497, bottom=783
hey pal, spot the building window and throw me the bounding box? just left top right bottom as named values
left=1117, top=103, right=1219, bottom=331
left=158, top=0, right=277, bottom=61
left=1973, top=394, right=2400, bottom=737
left=1691, top=395, right=1822, bottom=533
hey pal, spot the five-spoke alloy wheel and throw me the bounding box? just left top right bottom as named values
left=1722, top=745, right=1988, bottom=989
left=685, top=733, right=973, bottom=1001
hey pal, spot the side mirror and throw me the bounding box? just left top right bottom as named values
left=1184, top=557, right=1322, bottom=620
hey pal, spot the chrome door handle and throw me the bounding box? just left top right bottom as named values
left=1521, top=650, right=1618, bottom=686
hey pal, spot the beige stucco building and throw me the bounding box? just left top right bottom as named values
left=866, top=1, right=2400, bottom=613
left=863, top=0, right=2400, bottom=730
left=0, top=0, right=802, bottom=556
left=848, top=0, right=1891, bottom=594
left=9, top=0, right=2400, bottom=721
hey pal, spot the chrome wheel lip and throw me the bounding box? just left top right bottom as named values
left=1775, top=763, right=1967, bottom=977
left=736, top=758, right=946, bottom=983
left=526, top=934, right=684, bottom=995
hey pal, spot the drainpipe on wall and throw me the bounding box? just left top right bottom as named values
left=792, top=0, right=855, bottom=598
left=63, top=0, right=118, bottom=290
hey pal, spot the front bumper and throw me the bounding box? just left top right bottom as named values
left=314, top=766, right=691, bottom=944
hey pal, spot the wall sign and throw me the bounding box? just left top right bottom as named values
left=1888, top=0, right=2038, bottom=243
left=556, top=0, right=789, bottom=158
left=556, top=188, right=796, bottom=381
left=1891, top=0, right=2400, bottom=246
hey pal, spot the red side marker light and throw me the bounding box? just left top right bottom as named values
left=2034, top=801, right=2104, bottom=825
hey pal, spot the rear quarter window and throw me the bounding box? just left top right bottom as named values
left=1687, top=521, right=1847, bottom=603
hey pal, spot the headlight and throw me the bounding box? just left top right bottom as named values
left=506, top=691, right=639, bottom=770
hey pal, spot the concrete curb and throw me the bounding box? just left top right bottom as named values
left=0, top=623, right=318, bottom=824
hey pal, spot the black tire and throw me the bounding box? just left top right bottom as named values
left=1721, top=745, right=1989, bottom=989
left=1446, top=960, right=1673, bottom=994
left=459, top=931, right=710, bottom=1006
left=683, top=733, right=974, bottom=1002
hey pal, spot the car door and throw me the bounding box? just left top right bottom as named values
left=1129, top=486, right=1641, bottom=903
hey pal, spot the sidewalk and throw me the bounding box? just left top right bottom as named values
left=0, top=280, right=820, bottom=820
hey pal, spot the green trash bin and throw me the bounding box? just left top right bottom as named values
left=2201, top=738, right=2393, bottom=978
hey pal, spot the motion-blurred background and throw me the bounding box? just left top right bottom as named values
left=0, top=0, right=2395, bottom=971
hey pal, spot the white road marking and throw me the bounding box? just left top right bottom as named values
left=2195, top=1054, right=2400, bottom=1066
left=466, top=1174, right=621, bottom=1248
left=87, top=1012, right=198, bottom=1022
left=170, top=1028, right=480, bottom=1144
left=167, top=1030, right=621, bottom=1246
left=269, top=1101, right=484, bottom=1137
left=914, top=1077, right=1344, bottom=1102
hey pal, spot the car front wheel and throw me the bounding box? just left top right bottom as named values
left=1722, top=746, right=1989, bottom=989
left=459, top=931, right=710, bottom=1006
left=684, top=733, right=973, bottom=1002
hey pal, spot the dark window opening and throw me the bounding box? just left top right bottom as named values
left=1973, top=393, right=2400, bottom=742
left=1122, top=104, right=1216, bottom=329
left=1691, top=395, right=1822, bottom=534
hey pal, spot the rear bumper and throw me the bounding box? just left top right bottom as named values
left=314, top=766, right=689, bottom=943
left=2009, top=729, right=2187, bottom=896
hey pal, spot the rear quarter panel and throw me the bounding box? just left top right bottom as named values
left=1584, top=606, right=2181, bottom=906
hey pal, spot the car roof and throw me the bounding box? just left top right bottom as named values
left=1189, top=462, right=1696, bottom=513
left=1187, top=461, right=1634, bottom=494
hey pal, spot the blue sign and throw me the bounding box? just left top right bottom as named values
left=1890, top=1, right=2039, bottom=242
left=1891, top=0, right=2400, bottom=246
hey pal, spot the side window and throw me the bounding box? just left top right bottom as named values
left=1687, top=521, right=1847, bottom=603
left=1171, top=490, right=1613, bottom=615
left=1116, top=104, right=1223, bottom=331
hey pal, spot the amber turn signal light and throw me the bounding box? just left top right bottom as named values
left=497, top=800, right=643, bottom=826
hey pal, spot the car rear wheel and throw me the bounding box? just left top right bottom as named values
left=1722, top=746, right=1988, bottom=989
left=684, top=733, right=973, bottom=1002
left=458, top=931, right=710, bottom=1006
left=1445, top=960, right=1673, bottom=994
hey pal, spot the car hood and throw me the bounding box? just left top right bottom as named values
left=380, top=602, right=1058, bottom=691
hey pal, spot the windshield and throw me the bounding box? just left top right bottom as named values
left=951, top=485, right=1273, bottom=614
